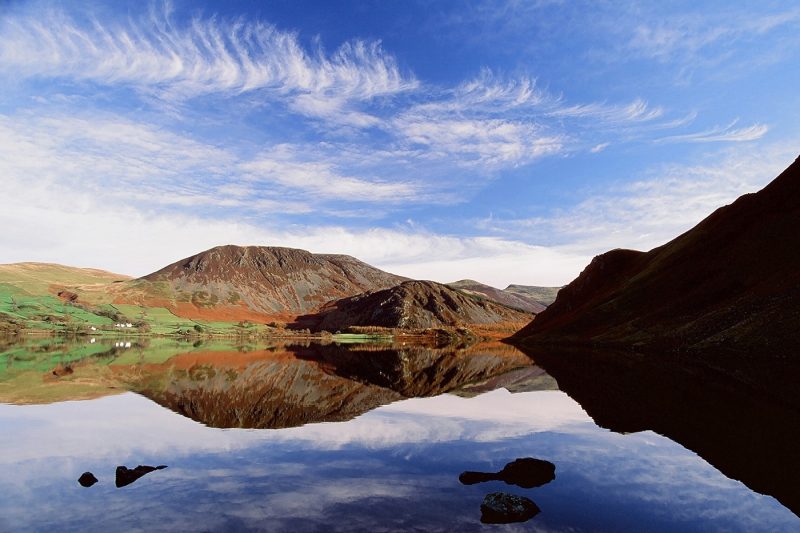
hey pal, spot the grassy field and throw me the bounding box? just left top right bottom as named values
left=330, top=333, right=394, bottom=344
left=0, top=281, right=275, bottom=337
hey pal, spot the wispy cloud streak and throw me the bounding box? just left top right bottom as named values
left=657, top=121, right=768, bottom=143
left=0, top=113, right=428, bottom=212
left=0, top=4, right=417, bottom=122
left=548, top=98, right=663, bottom=123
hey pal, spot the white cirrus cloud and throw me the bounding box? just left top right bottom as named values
left=627, top=8, right=800, bottom=62
left=0, top=111, right=442, bottom=212
left=547, top=98, right=663, bottom=123
left=0, top=3, right=417, bottom=123
left=240, top=144, right=422, bottom=202
left=393, top=115, right=564, bottom=167
left=656, top=121, right=768, bottom=143
left=391, top=71, right=682, bottom=166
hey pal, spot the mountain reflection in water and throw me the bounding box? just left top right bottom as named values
left=0, top=338, right=798, bottom=531
left=129, top=340, right=549, bottom=429
left=517, top=346, right=800, bottom=518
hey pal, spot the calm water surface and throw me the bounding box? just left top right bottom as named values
left=0, top=338, right=797, bottom=532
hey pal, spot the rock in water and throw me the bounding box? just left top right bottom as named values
left=78, top=472, right=98, bottom=487
left=460, top=457, right=555, bottom=488
left=115, top=465, right=168, bottom=488
left=498, top=457, right=555, bottom=488
left=480, top=492, right=540, bottom=524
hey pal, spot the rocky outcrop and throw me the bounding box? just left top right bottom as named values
left=78, top=472, right=98, bottom=487
left=480, top=492, right=540, bottom=524
left=316, top=280, right=532, bottom=332
left=460, top=457, right=556, bottom=489
left=115, top=465, right=167, bottom=488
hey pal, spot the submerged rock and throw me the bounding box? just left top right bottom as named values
left=460, top=457, right=555, bottom=488
left=480, top=492, right=540, bottom=524
left=115, top=465, right=167, bottom=488
left=78, top=472, right=98, bottom=487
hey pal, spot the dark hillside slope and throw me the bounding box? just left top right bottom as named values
left=317, top=280, right=532, bottom=331
left=514, top=156, right=800, bottom=358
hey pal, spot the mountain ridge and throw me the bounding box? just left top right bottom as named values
left=315, top=280, right=532, bottom=332
left=513, top=155, right=800, bottom=359
left=447, top=279, right=552, bottom=313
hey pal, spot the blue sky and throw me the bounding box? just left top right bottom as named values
left=1, top=0, right=798, bottom=286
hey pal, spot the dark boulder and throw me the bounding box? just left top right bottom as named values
left=460, top=457, right=555, bottom=488
left=78, top=472, right=98, bottom=487
left=115, top=465, right=167, bottom=488
left=480, top=492, right=540, bottom=524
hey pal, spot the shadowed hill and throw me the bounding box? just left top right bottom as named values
left=513, top=155, right=800, bottom=362
left=316, top=280, right=532, bottom=332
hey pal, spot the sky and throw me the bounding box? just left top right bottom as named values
left=1, top=0, right=798, bottom=287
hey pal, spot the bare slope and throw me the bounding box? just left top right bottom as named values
left=447, top=280, right=547, bottom=313
left=0, top=262, right=129, bottom=295
left=317, top=280, right=532, bottom=331
left=513, top=155, right=800, bottom=358
left=503, top=284, right=561, bottom=307
left=133, top=245, right=407, bottom=317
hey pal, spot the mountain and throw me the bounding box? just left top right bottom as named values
left=130, top=245, right=407, bottom=318
left=503, top=284, right=561, bottom=307
left=513, top=156, right=800, bottom=360
left=447, top=280, right=547, bottom=313
left=315, top=280, right=532, bottom=332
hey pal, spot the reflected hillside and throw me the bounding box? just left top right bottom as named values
left=519, top=346, right=800, bottom=517
left=131, top=347, right=403, bottom=429
left=1, top=337, right=548, bottom=430
left=288, top=341, right=536, bottom=397
left=134, top=341, right=540, bottom=428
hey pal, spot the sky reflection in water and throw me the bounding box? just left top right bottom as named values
left=1, top=387, right=797, bottom=532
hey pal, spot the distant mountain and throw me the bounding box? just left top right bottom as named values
left=133, top=245, right=407, bottom=317
left=503, top=284, right=561, bottom=307
left=447, top=280, right=547, bottom=313
left=316, top=280, right=532, bottom=332
left=513, top=156, right=800, bottom=360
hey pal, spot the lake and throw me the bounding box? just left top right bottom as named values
left=0, top=337, right=797, bottom=531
